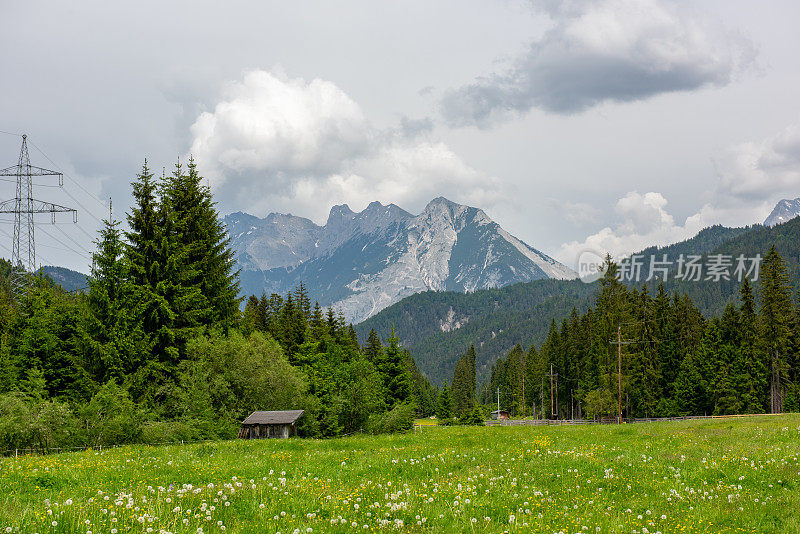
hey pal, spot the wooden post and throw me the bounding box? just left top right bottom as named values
left=550, top=363, right=554, bottom=419
left=541, top=376, right=544, bottom=420
left=618, top=325, right=622, bottom=425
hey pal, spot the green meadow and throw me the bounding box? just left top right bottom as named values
left=2, top=415, right=799, bottom=533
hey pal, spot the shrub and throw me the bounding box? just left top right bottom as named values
left=366, top=402, right=416, bottom=434
left=79, top=380, right=142, bottom=446
left=141, top=420, right=198, bottom=444
left=457, top=407, right=484, bottom=426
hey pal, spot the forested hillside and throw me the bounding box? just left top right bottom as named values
left=36, top=265, right=88, bottom=293
left=487, top=249, right=800, bottom=419
left=358, top=221, right=800, bottom=386
left=356, top=279, right=596, bottom=384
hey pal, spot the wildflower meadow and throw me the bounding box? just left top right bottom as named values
left=2, top=415, right=799, bottom=533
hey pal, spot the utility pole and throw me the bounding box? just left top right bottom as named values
left=496, top=387, right=500, bottom=415
left=609, top=324, right=659, bottom=425
left=0, top=135, right=77, bottom=296
left=618, top=325, right=622, bottom=424
left=541, top=376, right=544, bottom=420
left=555, top=371, right=558, bottom=419
left=571, top=389, right=574, bottom=421
left=521, top=374, right=525, bottom=419
left=549, top=364, right=553, bottom=418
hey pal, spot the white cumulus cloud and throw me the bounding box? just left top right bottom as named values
left=557, top=120, right=800, bottom=268
left=558, top=192, right=707, bottom=266
left=189, top=69, right=503, bottom=220
left=714, top=121, right=800, bottom=202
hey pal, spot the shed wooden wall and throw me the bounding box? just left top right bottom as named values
left=238, top=423, right=293, bottom=439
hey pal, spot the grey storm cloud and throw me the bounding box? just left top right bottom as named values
left=441, top=0, right=757, bottom=127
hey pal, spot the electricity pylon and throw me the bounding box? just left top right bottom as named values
left=0, top=135, right=77, bottom=296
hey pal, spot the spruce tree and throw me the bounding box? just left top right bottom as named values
left=759, top=246, right=793, bottom=413
left=739, top=278, right=767, bottom=412
left=378, top=329, right=412, bottom=406
left=86, top=210, right=134, bottom=382
left=451, top=345, right=476, bottom=414
left=364, top=329, right=383, bottom=363
left=310, top=302, right=326, bottom=340
left=162, top=158, right=240, bottom=328
left=654, top=282, right=678, bottom=399
left=124, top=161, right=172, bottom=399
left=436, top=384, right=453, bottom=421
left=153, top=162, right=205, bottom=364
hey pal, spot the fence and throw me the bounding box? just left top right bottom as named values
left=426, top=412, right=792, bottom=429
left=0, top=438, right=224, bottom=458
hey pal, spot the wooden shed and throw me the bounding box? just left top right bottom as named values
left=238, top=410, right=304, bottom=439
left=491, top=409, right=510, bottom=420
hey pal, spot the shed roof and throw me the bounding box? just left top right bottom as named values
left=242, top=410, right=304, bottom=425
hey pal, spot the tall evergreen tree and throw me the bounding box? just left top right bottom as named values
left=451, top=345, right=476, bottom=414
left=739, top=278, right=767, bottom=412
left=124, top=162, right=173, bottom=401
left=378, top=329, right=412, bottom=406
left=162, top=158, right=240, bottom=328
left=86, top=209, right=136, bottom=383
left=759, top=246, right=793, bottom=413
left=364, top=329, right=383, bottom=363
left=436, top=383, right=453, bottom=421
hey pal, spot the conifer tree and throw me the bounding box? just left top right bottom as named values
left=739, top=278, right=767, bottom=412
left=436, top=383, right=453, bottom=421
left=294, top=282, right=311, bottom=322
left=451, top=344, right=476, bottom=414
left=364, top=329, right=383, bottom=363
left=378, top=329, right=412, bottom=406
left=310, top=302, right=326, bottom=340
left=86, top=209, right=135, bottom=382
left=673, top=350, right=704, bottom=416
left=278, top=293, right=305, bottom=359
left=126, top=161, right=160, bottom=290
left=124, top=162, right=172, bottom=398
left=759, top=246, right=793, bottom=413
left=162, top=158, right=240, bottom=328
left=154, top=163, right=206, bottom=363
left=654, top=282, right=678, bottom=399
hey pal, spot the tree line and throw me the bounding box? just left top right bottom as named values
left=0, top=160, right=434, bottom=453
left=485, top=251, right=800, bottom=419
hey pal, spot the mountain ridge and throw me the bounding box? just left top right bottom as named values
left=226, top=197, right=576, bottom=322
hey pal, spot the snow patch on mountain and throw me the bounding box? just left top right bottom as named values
left=764, top=198, right=800, bottom=227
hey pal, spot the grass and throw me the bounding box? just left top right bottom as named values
left=1, top=415, right=799, bottom=533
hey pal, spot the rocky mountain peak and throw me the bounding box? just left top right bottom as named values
left=225, top=197, right=575, bottom=323
left=326, top=203, right=356, bottom=226
left=764, top=197, right=800, bottom=227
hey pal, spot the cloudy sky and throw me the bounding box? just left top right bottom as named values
left=2, top=0, right=799, bottom=273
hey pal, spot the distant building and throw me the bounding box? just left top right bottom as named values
left=238, top=410, right=304, bottom=439
left=491, top=410, right=510, bottom=420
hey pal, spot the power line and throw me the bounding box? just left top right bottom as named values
left=53, top=224, right=93, bottom=254
left=36, top=225, right=91, bottom=259
left=71, top=221, right=98, bottom=243
left=59, top=186, right=104, bottom=224
left=27, top=139, right=108, bottom=211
